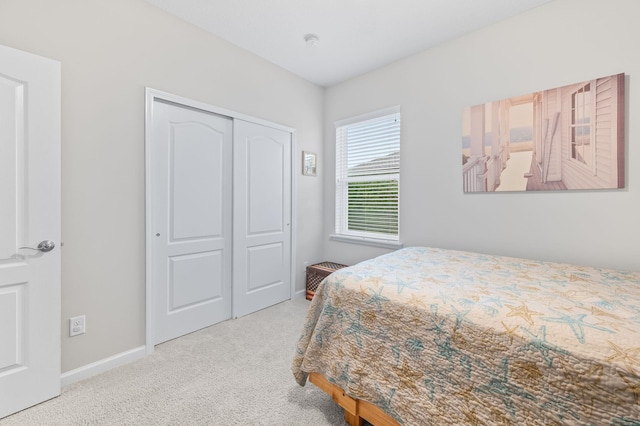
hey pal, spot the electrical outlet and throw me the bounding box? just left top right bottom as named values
left=69, top=315, right=86, bottom=337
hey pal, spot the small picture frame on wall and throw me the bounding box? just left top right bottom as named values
left=302, top=151, right=317, bottom=176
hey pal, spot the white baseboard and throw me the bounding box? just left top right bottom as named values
left=61, top=345, right=147, bottom=387
left=293, top=289, right=307, bottom=299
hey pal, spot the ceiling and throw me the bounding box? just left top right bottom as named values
left=144, top=0, right=554, bottom=87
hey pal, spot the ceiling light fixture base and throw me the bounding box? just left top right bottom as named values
left=304, top=34, right=320, bottom=47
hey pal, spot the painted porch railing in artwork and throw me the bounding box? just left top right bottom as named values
left=487, top=150, right=509, bottom=192
left=486, top=156, right=498, bottom=192
left=463, top=156, right=487, bottom=192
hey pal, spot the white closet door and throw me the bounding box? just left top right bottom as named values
left=150, top=100, right=233, bottom=344
left=0, top=44, right=61, bottom=418
left=233, top=120, right=292, bottom=318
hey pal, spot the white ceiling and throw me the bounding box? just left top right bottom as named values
left=144, top=0, right=554, bottom=87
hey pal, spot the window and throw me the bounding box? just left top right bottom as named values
left=334, top=107, right=401, bottom=245
left=570, top=83, right=592, bottom=166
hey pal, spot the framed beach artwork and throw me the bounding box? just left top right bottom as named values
left=461, top=73, right=625, bottom=192
left=302, top=151, right=317, bottom=176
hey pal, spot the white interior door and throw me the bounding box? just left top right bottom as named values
left=233, top=120, right=292, bottom=318
left=0, top=44, right=61, bottom=418
left=150, top=99, right=233, bottom=344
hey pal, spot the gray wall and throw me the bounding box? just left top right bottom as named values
left=0, top=0, right=324, bottom=372
left=323, top=0, right=640, bottom=272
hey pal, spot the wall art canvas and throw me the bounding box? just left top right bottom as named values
left=462, top=73, right=624, bottom=192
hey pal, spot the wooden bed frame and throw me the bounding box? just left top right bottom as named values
left=309, top=372, right=400, bottom=426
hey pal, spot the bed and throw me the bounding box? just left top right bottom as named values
left=292, top=247, right=640, bottom=425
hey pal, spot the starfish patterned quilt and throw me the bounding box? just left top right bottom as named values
left=292, top=247, right=640, bottom=425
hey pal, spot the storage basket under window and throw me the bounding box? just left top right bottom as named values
left=306, top=261, right=349, bottom=300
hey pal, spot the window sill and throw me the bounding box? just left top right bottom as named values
left=329, top=234, right=404, bottom=250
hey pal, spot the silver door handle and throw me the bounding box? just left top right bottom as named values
left=19, top=240, right=56, bottom=253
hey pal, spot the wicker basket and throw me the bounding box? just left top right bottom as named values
left=306, top=261, right=348, bottom=300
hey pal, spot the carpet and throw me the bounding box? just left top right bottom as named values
left=0, top=298, right=346, bottom=425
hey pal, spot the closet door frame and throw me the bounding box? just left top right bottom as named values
left=144, top=88, right=297, bottom=354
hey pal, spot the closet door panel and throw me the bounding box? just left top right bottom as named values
left=150, top=100, right=232, bottom=344
left=233, top=120, right=292, bottom=317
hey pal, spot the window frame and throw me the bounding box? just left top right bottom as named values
left=569, top=80, right=596, bottom=171
left=331, top=106, right=403, bottom=249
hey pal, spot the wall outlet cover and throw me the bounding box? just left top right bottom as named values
left=69, top=315, right=86, bottom=337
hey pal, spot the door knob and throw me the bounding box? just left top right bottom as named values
left=19, top=240, right=56, bottom=253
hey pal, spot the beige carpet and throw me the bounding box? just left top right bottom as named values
left=0, top=298, right=346, bottom=425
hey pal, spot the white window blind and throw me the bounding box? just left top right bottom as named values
left=335, top=107, right=400, bottom=241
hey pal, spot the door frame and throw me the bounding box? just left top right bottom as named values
left=144, top=88, right=297, bottom=354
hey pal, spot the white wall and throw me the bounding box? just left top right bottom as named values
left=0, top=0, right=324, bottom=372
left=323, top=0, right=640, bottom=272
